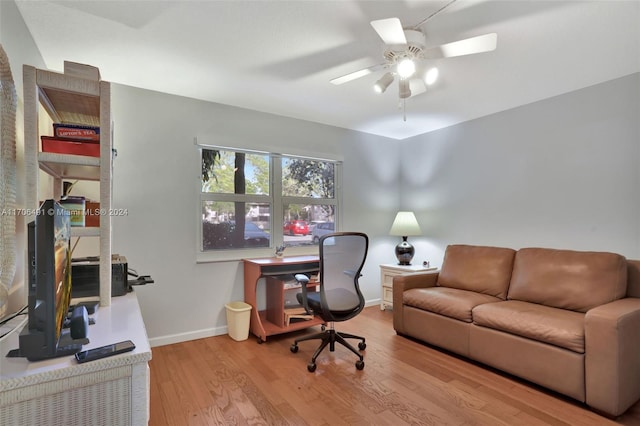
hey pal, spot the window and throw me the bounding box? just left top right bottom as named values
left=200, top=147, right=340, bottom=256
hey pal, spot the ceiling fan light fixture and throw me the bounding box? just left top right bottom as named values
left=399, top=79, right=411, bottom=99
left=373, top=72, right=394, bottom=94
left=425, top=67, right=439, bottom=85
left=397, top=58, right=416, bottom=79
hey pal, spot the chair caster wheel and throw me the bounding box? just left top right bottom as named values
left=358, top=341, right=366, bottom=350
left=290, top=344, right=299, bottom=353
left=307, top=362, right=317, bottom=372
left=356, top=360, right=365, bottom=370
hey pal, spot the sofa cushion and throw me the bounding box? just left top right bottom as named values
left=473, top=300, right=585, bottom=353
left=404, top=287, right=502, bottom=323
left=507, top=248, right=627, bottom=313
left=438, top=244, right=516, bottom=299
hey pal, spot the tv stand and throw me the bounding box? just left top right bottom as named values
left=54, top=330, right=89, bottom=356
left=1, top=292, right=151, bottom=425
left=9, top=304, right=91, bottom=361
left=6, top=329, right=89, bottom=361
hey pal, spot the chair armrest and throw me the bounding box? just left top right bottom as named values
left=393, top=271, right=439, bottom=334
left=294, top=274, right=309, bottom=284
left=294, top=274, right=312, bottom=314
left=585, top=297, right=640, bottom=416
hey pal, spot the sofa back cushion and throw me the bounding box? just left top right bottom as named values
left=438, top=244, right=516, bottom=299
left=626, top=260, right=640, bottom=298
left=507, top=248, right=627, bottom=312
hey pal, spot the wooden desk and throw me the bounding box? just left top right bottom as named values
left=243, top=256, right=324, bottom=342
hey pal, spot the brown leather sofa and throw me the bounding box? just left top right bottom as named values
left=393, top=244, right=640, bottom=417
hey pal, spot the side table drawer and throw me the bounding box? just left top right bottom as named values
left=380, top=264, right=437, bottom=311
left=383, top=286, right=394, bottom=304
left=382, top=271, right=401, bottom=286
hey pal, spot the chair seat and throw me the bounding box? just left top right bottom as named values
left=297, top=289, right=360, bottom=317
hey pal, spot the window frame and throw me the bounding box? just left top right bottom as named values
left=196, top=144, right=342, bottom=263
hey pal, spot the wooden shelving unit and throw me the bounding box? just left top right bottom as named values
left=24, top=64, right=113, bottom=306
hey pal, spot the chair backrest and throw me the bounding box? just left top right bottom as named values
left=318, top=232, right=368, bottom=322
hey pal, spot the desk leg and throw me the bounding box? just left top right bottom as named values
left=243, top=262, right=266, bottom=342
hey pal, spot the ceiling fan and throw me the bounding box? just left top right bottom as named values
left=330, top=16, right=497, bottom=101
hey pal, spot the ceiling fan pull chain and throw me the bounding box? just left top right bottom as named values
left=403, top=99, right=407, bottom=122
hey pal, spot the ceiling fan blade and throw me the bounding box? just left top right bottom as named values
left=330, top=63, right=386, bottom=85
left=371, top=18, right=407, bottom=45
left=422, top=33, right=497, bottom=59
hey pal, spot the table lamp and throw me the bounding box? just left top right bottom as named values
left=389, top=211, right=422, bottom=265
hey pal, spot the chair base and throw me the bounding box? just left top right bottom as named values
left=291, top=324, right=366, bottom=372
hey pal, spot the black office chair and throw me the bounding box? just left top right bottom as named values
left=290, top=232, right=369, bottom=372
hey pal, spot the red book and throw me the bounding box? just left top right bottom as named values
left=41, top=136, right=100, bottom=158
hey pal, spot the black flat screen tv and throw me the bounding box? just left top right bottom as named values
left=17, top=199, right=84, bottom=361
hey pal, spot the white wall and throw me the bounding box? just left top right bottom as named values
left=110, top=84, right=400, bottom=345
left=402, top=73, right=640, bottom=266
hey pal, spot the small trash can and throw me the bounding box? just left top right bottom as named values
left=225, top=301, right=252, bottom=341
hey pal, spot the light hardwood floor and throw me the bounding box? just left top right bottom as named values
left=149, top=307, right=640, bottom=425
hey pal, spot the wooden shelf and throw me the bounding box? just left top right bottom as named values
left=258, top=310, right=324, bottom=336
left=35, top=68, right=100, bottom=125
left=38, top=152, right=100, bottom=180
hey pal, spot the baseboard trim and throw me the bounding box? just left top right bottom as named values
left=149, top=326, right=228, bottom=347
left=149, top=299, right=383, bottom=347
left=365, top=298, right=381, bottom=308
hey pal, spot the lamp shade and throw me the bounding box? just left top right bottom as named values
left=389, top=211, right=421, bottom=236
left=374, top=72, right=394, bottom=94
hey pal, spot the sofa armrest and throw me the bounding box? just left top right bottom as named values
left=585, top=297, right=640, bottom=416
left=393, top=271, right=439, bottom=334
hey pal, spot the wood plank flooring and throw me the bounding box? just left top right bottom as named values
left=149, top=307, right=640, bottom=425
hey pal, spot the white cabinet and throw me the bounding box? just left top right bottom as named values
left=380, top=263, right=437, bottom=310
left=23, top=64, right=113, bottom=305
left=0, top=292, right=151, bottom=425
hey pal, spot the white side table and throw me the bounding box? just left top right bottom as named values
left=380, top=263, right=437, bottom=310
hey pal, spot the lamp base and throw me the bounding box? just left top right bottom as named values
left=395, top=237, right=415, bottom=266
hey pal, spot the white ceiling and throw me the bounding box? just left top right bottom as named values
left=15, top=0, right=640, bottom=140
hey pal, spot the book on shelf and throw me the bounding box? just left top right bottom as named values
left=41, top=136, right=100, bottom=157
left=53, top=123, right=100, bottom=141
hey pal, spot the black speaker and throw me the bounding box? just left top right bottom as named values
left=69, top=305, right=89, bottom=339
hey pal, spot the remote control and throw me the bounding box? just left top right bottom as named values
left=75, top=340, right=135, bottom=363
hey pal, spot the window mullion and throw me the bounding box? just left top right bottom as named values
left=272, top=154, right=283, bottom=247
